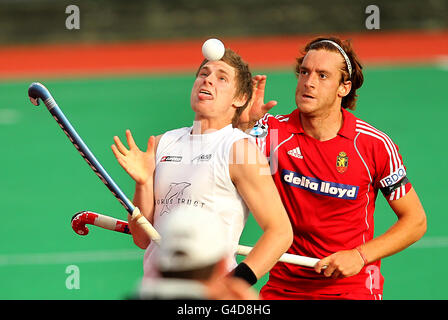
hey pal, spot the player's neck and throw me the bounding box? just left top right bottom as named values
left=191, top=118, right=231, bottom=134
left=299, top=106, right=343, bottom=142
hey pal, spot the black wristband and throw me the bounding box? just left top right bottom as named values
left=232, top=262, right=257, bottom=286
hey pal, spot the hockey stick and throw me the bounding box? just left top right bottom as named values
left=71, top=211, right=131, bottom=236
left=71, top=211, right=321, bottom=268
left=28, top=82, right=161, bottom=244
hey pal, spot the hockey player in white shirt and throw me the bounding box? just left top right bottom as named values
left=111, top=48, right=293, bottom=287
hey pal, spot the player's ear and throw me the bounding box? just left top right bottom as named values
left=338, top=80, right=352, bottom=98
left=232, top=93, right=248, bottom=109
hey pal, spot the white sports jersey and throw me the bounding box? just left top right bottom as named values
left=143, top=124, right=252, bottom=278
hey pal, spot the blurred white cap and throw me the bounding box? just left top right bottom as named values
left=156, top=207, right=229, bottom=272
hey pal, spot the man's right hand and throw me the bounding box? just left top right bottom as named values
left=238, top=75, right=277, bottom=131
left=111, top=130, right=156, bottom=185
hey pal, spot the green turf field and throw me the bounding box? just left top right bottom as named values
left=0, top=64, right=446, bottom=299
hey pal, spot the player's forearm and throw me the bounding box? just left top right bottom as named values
left=129, top=180, right=155, bottom=249
left=359, top=189, right=427, bottom=264
left=358, top=212, right=427, bottom=264
left=243, top=224, right=293, bottom=279
left=126, top=213, right=149, bottom=249
left=133, top=179, right=155, bottom=220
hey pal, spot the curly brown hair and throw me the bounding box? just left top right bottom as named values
left=295, top=36, right=364, bottom=110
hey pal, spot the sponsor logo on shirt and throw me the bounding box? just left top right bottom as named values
left=282, top=169, right=359, bottom=200
left=157, top=182, right=206, bottom=216
left=287, top=147, right=303, bottom=159
left=191, top=153, right=212, bottom=163
left=161, top=155, right=182, bottom=162
left=379, top=165, right=406, bottom=188
left=159, top=182, right=190, bottom=215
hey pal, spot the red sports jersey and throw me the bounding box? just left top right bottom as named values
left=253, top=108, right=412, bottom=298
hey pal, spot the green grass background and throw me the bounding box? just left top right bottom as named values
left=0, top=64, right=446, bottom=299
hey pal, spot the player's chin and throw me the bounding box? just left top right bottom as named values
left=191, top=98, right=205, bottom=110
left=191, top=102, right=214, bottom=116
left=296, top=99, right=318, bottom=114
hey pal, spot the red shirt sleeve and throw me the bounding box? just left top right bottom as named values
left=372, top=135, right=412, bottom=201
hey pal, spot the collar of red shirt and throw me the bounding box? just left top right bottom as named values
left=285, top=107, right=357, bottom=140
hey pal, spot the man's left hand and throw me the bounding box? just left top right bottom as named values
left=314, top=249, right=365, bottom=279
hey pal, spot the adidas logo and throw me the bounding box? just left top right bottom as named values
left=287, top=147, right=303, bottom=159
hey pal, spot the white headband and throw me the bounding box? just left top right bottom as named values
left=316, top=40, right=352, bottom=78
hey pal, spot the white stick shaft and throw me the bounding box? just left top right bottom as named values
left=94, top=214, right=119, bottom=231
left=79, top=211, right=320, bottom=267
left=236, top=245, right=320, bottom=268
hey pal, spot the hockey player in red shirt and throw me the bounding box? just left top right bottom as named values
left=240, top=36, right=427, bottom=300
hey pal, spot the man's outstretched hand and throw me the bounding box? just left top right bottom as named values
left=238, top=75, right=277, bottom=131
left=111, top=130, right=156, bottom=186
